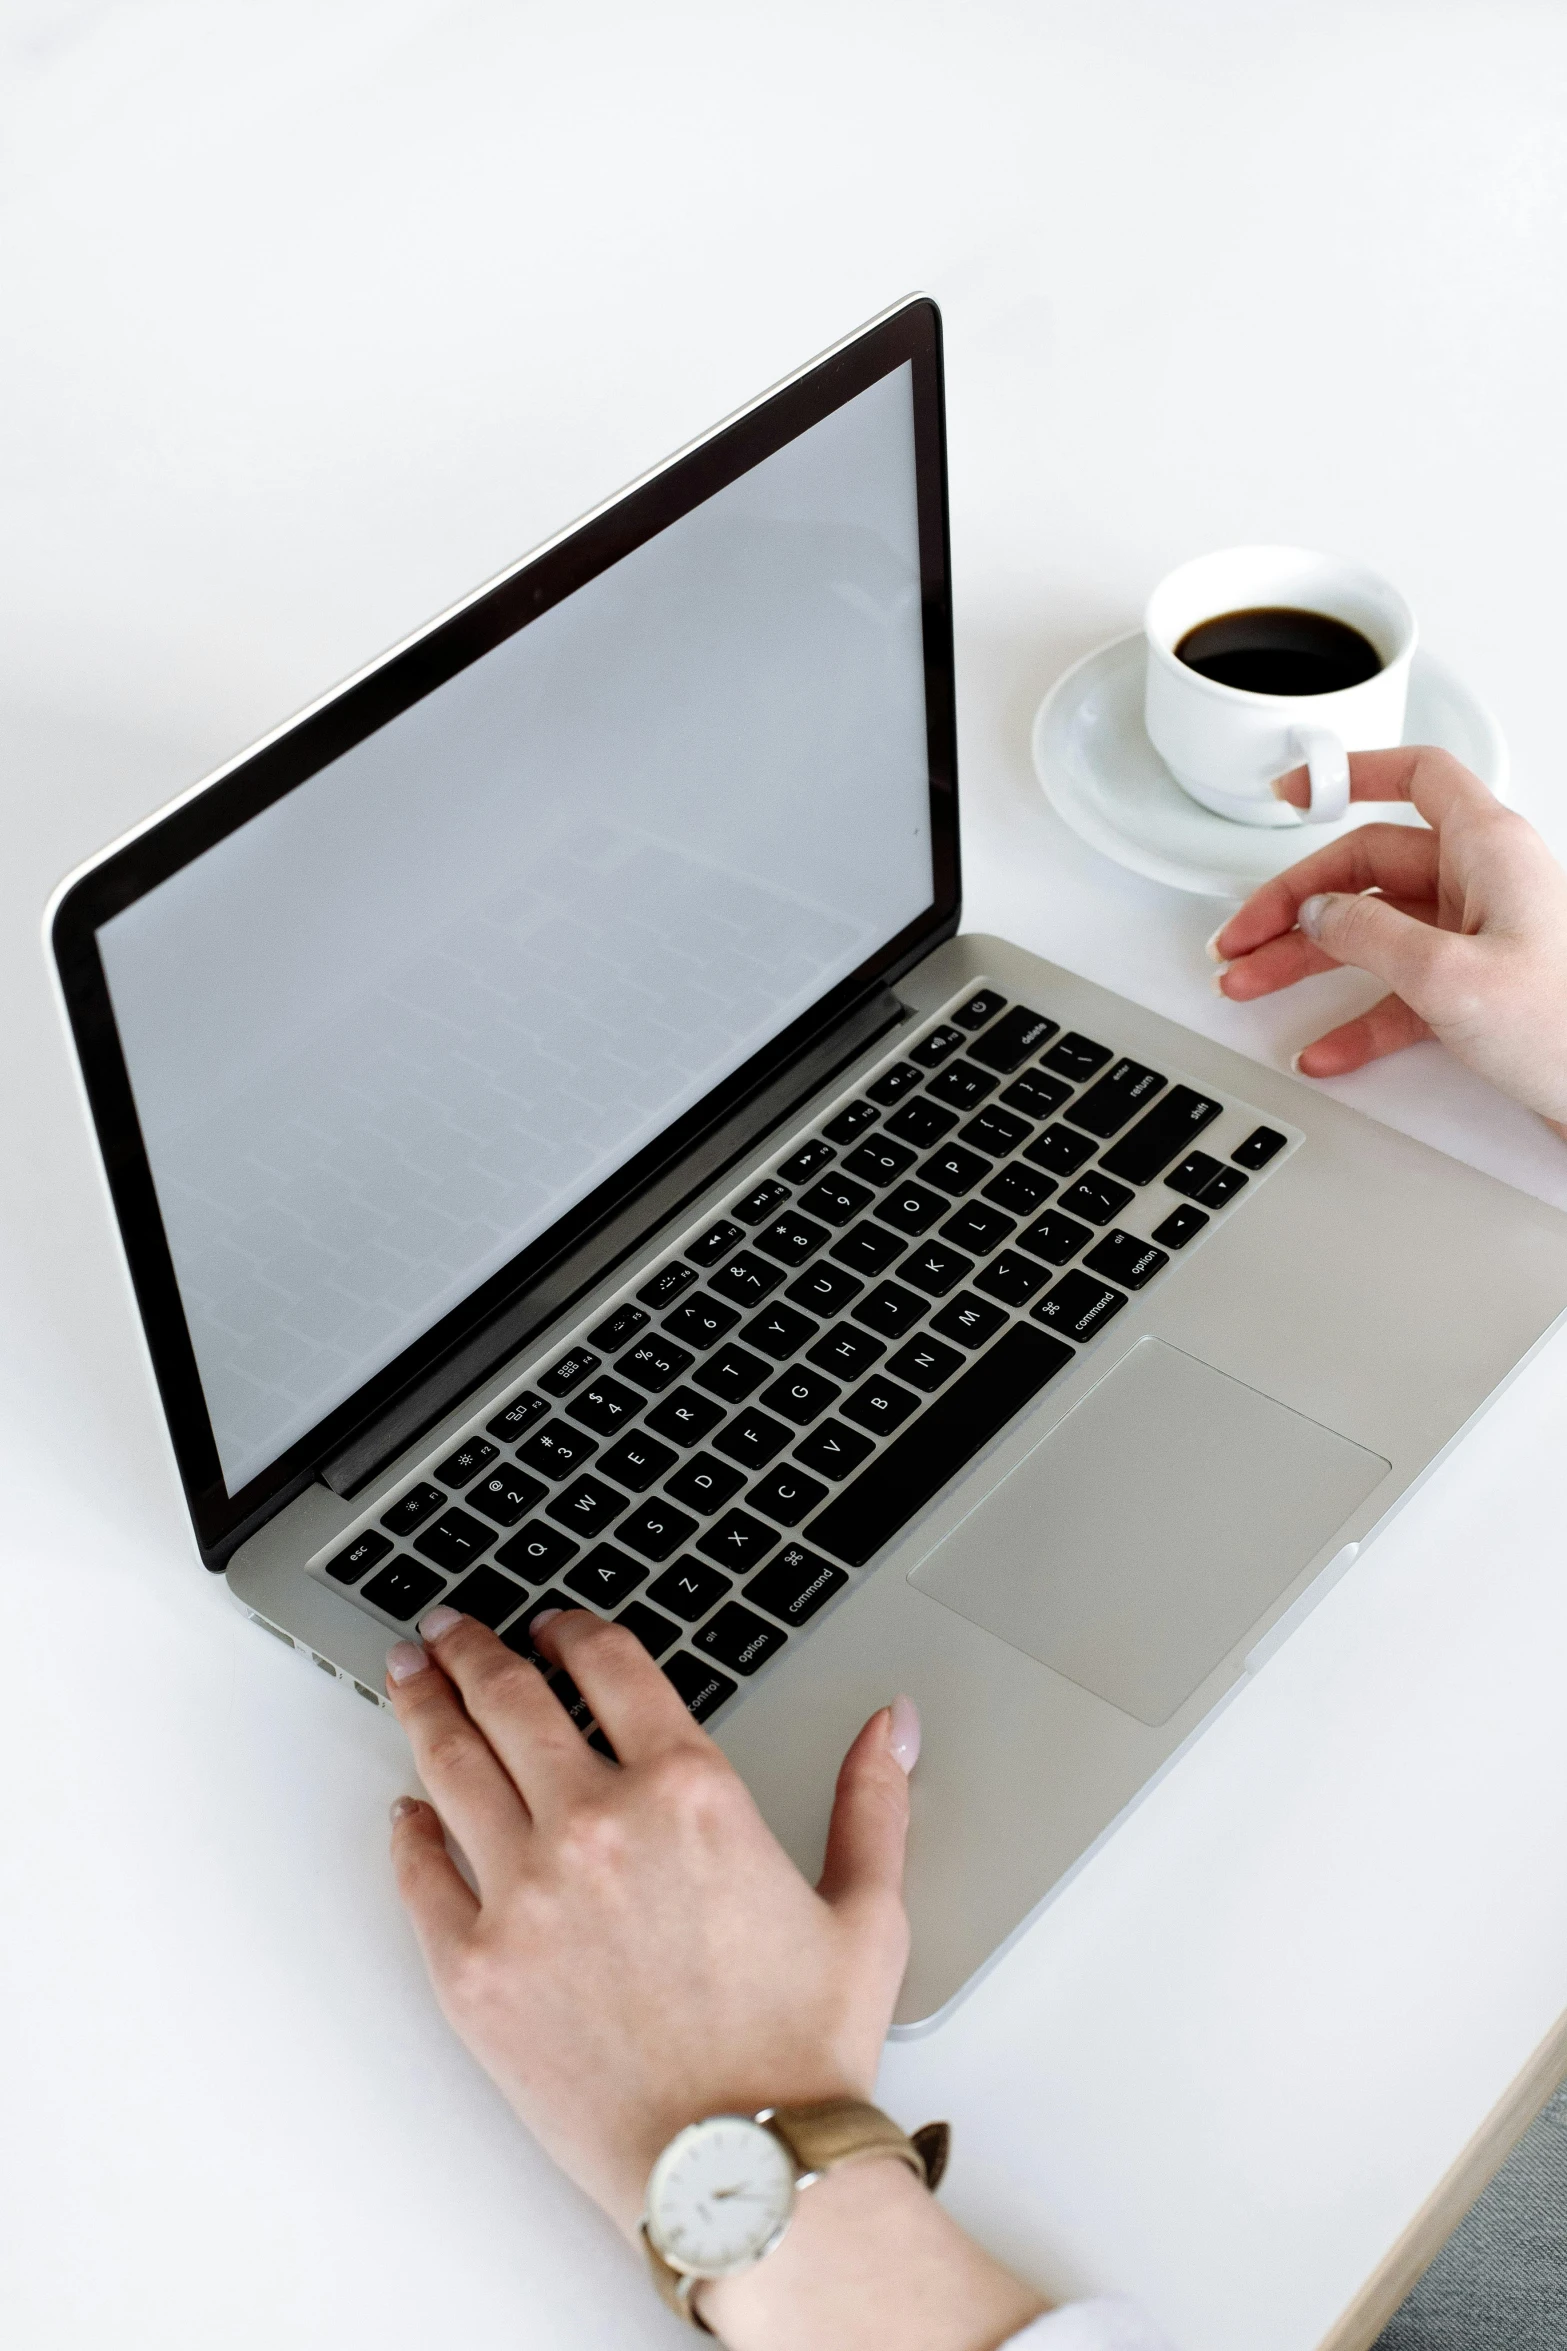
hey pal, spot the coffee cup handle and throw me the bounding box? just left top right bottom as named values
left=1290, top=726, right=1350, bottom=824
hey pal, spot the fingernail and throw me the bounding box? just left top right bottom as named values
left=385, top=1641, right=429, bottom=1684
left=1297, top=893, right=1331, bottom=940
left=1269, top=772, right=1292, bottom=799
left=888, top=1693, right=922, bottom=1774
left=390, top=1795, right=422, bottom=1823
left=1290, top=1049, right=1311, bottom=1077
left=1210, top=966, right=1230, bottom=994
left=1203, top=926, right=1228, bottom=961
left=417, top=1605, right=463, bottom=1642
left=529, top=1607, right=564, bottom=1636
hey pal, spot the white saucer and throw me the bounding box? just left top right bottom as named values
left=1030, top=632, right=1508, bottom=900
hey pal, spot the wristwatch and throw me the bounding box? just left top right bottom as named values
left=640, top=2096, right=950, bottom=2330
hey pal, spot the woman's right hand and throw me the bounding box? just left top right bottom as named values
left=1210, top=746, right=1567, bottom=1139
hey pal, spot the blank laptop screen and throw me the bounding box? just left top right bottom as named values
left=97, top=363, right=934, bottom=1493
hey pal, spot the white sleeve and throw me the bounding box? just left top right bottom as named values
left=1001, top=2297, right=1179, bottom=2351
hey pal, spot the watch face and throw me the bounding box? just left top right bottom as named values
left=645, top=2116, right=796, bottom=2277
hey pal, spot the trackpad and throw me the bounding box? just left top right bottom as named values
left=909, top=1338, right=1389, bottom=1727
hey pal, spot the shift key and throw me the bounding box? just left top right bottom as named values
left=1099, top=1085, right=1223, bottom=1183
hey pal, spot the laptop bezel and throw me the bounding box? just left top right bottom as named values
left=50, top=297, right=960, bottom=1567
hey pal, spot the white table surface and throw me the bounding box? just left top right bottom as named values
left=5, top=7, right=1567, bottom=2346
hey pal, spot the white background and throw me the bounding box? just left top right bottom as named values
left=4, top=6, right=1567, bottom=2347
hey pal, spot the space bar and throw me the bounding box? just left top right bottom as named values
left=806, top=1322, right=1075, bottom=1568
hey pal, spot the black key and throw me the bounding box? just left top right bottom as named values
left=841, top=1374, right=920, bottom=1436
left=545, top=1474, right=627, bottom=1538
left=1201, top=1166, right=1250, bottom=1207
left=929, top=1291, right=1007, bottom=1349
left=974, top=1250, right=1049, bottom=1307
left=746, top=1465, right=830, bottom=1527
left=1066, top=1058, right=1166, bottom=1139
left=588, top=1728, right=617, bottom=1759
left=843, top=1136, right=917, bottom=1187
left=744, top=1543, right=847, bottom=1626
left=1001, top=1068, right=1072, bottom=1121
left=874, top=1181, right=948, bottom=1237
left=851, top=1280, right=926, bottom=1340
left=713, top=1408, right=791, bottom=1472
left=518, top=1419, right=598, bottom=1479
left=807, top=1323, right=1073, bottom=1567
left=884, top=1335, right=964, bottom=1392
left=884, top=1096, right=958, bottom=1148
left=620, top=1335, right=697, bottom=1392
left=829, top=1222, right=905, bottom=1277
left=741, top=1302, right=819, bottom=1361
left=647, top=1559, right=733, bottom=1622
left=540, top=1348, right=600, bottom=1397
left=616, top=1599, right=680, bottom=1658
left=958, top=1106, right=1032, bottom=1159
left=487, top=1391, right=550, bottom=1443
left=495, top=1522, right=579, bottom=1580
left=615, top=1499, right=700, bottom=1562
left=548, top=1668, right=595, bottom=1730
left=753, top=1211, right=830, bottom=1267
left=498, top=1591, right=576, bottom=1655
left=708, top=1250, right=786, bottom=1309
left=808, top=1322, right=886, bottom=1380
left=565, top=1544, right=647, bottom=1606
left=967, top=1004, right=1059, bottom=1072
left=466, top=1465, right=550, bottom=1528
left=1232, top=1125, right=1287, bottom=1170
left=324, top=1529, right=393, bottom=1585
left=382, top=1482, right=444, bottom=1537
left=638, top=1260, right=699, bottom=1308
left=799, top=1173, right=874, bottom=1227
left=1152, top=1203, right=1209, bottom=1249
left=1057, top=1172, right=1136, bottom=1226
left=793, top=1419, right=876, bottom=1479
left=982, top=1161, right=1055, bottom=1216
left=663, top=1648, right=738, bottom=1721
left=692, top=1341, right=771, bottom=1404
left=686, top=1221, right=742, bottom=1270
left=694, top=1509, right=781, bottom=1573
left=734, top=1177, right=790, bottom=1225
left=442, top=1564, right=530, bottom=1630
left=361, top=1558, right=446, bottom=1621
left=412, top=1508, right=493, bottom=1572
left=435, top=1436, right=499, bottom=1487
left=759, top=1364, right=841, bottom=1427
left=597, top=1431, right=679, bottom=1492
left=1084, top=1230, right=1169, bottom=1290
left=1016, top=1209, right=1092, bottom=1266
left=786, top=1262, right=864, bottom=1316
left=823, top=1099, right=880, bottom=1143
left=692, top=1601, right=787, bottom=1677
left=645, top=1386, right=725, bottom=1446
left=1025, top=1122, right=1098, bottom=1178
left=909, top=1022, right=965, bottom=1068
left=938, top=1200, right=1015, bottom=1255
left=927, top=1060, right=999, bottom=1111
left=898, top=1239, right=975, bottom=1298
left=585, top=1303, right=650, bottom=1353
left=952, top=987, right=1007, bottom=1031
left=1032, top=1271, right=1128, bottom=1341
left=1041, top=1031, right=1111, bottom=1081
left=1166, top=1149, right=1227, bottom=1200
left=919, top=1143, right=990, bottom=1196
left=867, top=1060, right=923, bottom=1105
left=663, top=1294, right=740, bottom=1350
left=777, top=1138, right=835, bottom=1184
left=1099, top=1086, right=1223, bottom=1184
left=665, top=1452, right=747, bottom=1514
left=565, top=1374, right=643, bottom=1436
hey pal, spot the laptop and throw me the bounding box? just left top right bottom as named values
left=50, top=295, right=1567, bottom=2028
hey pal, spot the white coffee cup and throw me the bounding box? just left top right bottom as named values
left=1143, top=545, right=1417, bottom=826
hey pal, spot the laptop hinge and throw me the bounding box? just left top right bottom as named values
left=317, top=982, right=911, bottom=1500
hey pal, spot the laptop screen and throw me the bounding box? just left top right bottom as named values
left=92, top=360, right=937, bottom=1497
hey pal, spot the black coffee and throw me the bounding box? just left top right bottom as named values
left=1174, top=606, right=1382, bottom=696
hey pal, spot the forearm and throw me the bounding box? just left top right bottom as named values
left=697, top=2155, right=1048, bottom=2351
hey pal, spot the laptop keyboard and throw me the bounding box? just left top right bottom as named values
left=307, top=982, right=1294, bottom=1731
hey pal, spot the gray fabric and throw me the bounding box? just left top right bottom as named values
left=1374, top=2082, right=1567, bottom=2350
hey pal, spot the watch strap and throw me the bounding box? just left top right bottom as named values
left=764, top=2096, right=945, bottom=2188
left=640, top=2224, right=717, bottom=2334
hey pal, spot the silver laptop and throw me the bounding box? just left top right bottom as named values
left=50, top=297, right=1567, bottom=2028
